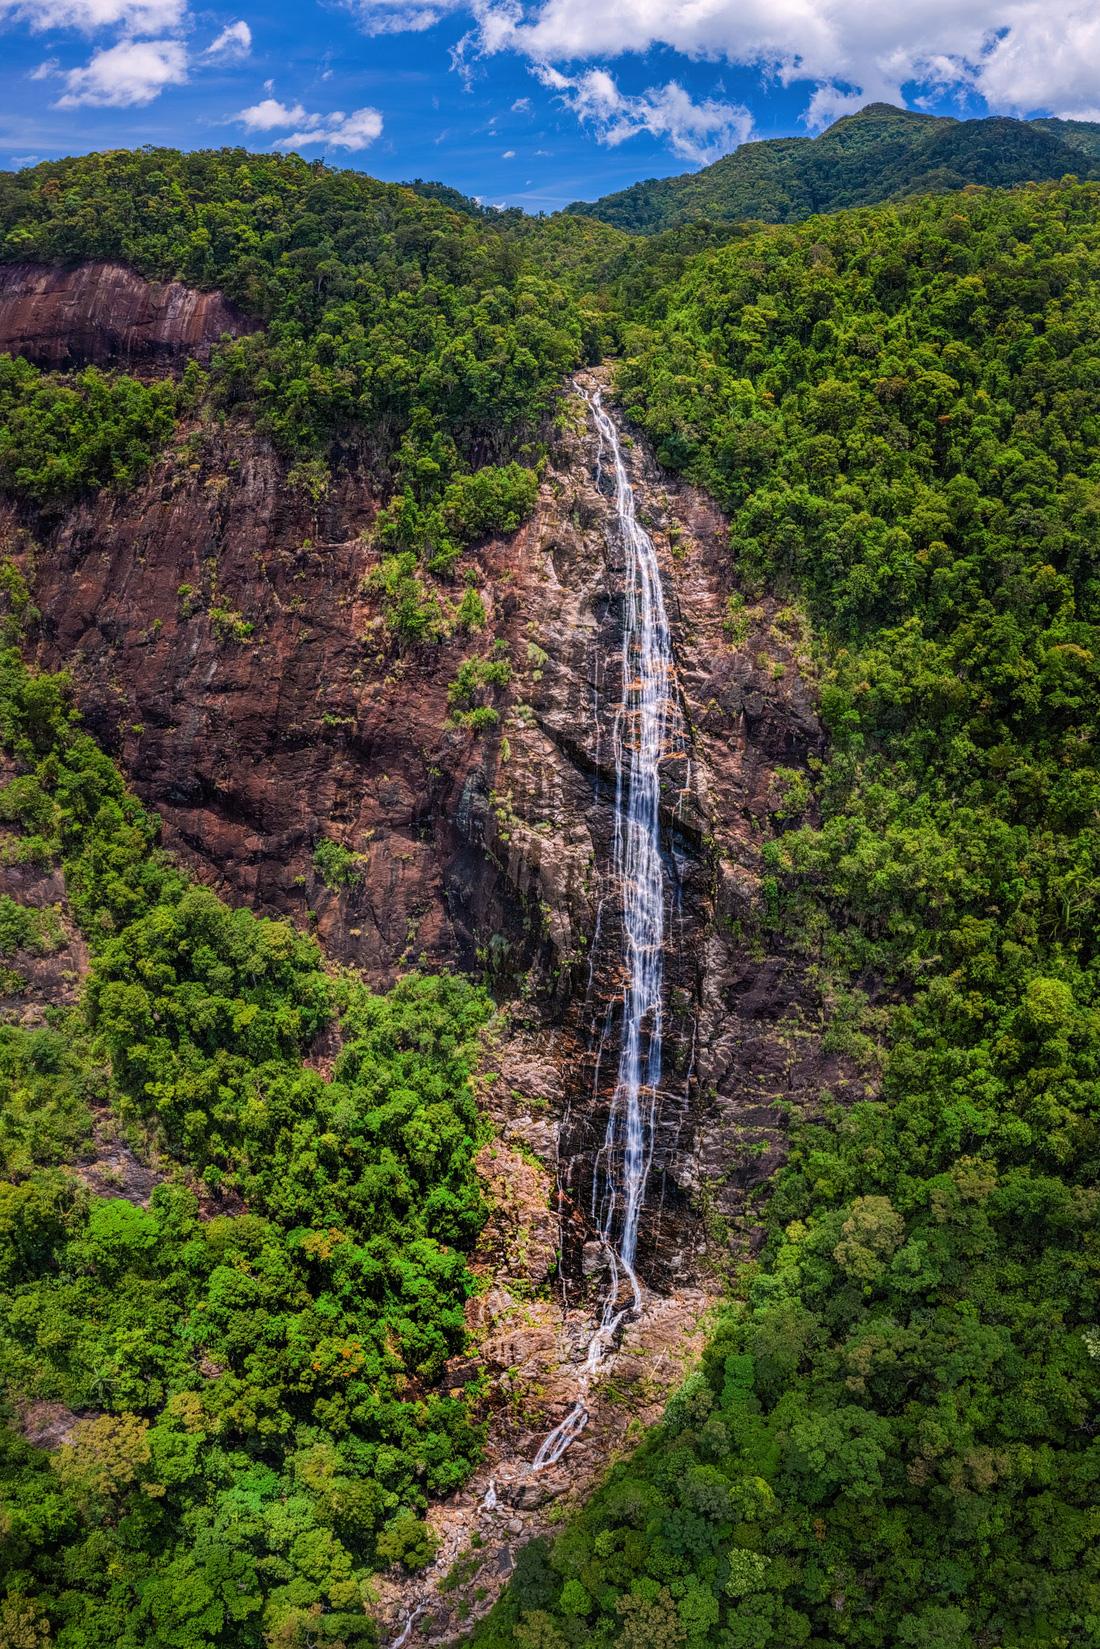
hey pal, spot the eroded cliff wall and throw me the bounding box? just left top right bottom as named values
left=6, top=365, right=861, bottom=1275
left=0, top=261, right=256, bottom=370
left=0, top=349, right=874, bottom=1638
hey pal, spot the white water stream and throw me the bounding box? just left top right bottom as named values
left=530, top=384, right=676, bottom=1471
left=385, top=388, right=676, bottom=1647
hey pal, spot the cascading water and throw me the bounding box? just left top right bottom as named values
left=384, top=386, right=680, bottom=1649
left=532, top=384, right=678, bottom=1471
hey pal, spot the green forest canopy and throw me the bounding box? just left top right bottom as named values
left=469, top=179, right=1100, bottom=1649
left=0, top=641, right=492, bottom=1648
left=0, top=143, right=1099, bottom=1648
left=565, top=103, right=1100, bottom=235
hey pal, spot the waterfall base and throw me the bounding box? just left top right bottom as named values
left=374, top=1275, right=714, bottom=1646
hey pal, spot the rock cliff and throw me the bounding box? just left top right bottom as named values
left=0, top=261, right=256, bottom=370
left=6, top=358, right=867, bottom=1277
left=3, top=356, right=871, bottom=1641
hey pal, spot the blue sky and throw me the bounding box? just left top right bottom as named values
left=1, top=0, right=1097, bottom=211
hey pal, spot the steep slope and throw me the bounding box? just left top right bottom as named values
left=566, top=102, right=1100, bottom=233
left=0, top=352, right=849, bottom=1643
left=0, top=260, right=255, bottom=370
left=467, top=178, right=1100, bottom=1649
left=3, top=144, right=1100, bottom=1649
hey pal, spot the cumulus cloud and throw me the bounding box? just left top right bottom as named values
left=0, top=0, right=184, bottom=31
left=203, top=18, right=250, bottom=60
left=539, top=65, right=753, bottom=161
left=274, top=108, right=384, bottom=149
left=2, top=0, right=256, bottom=110
left=238, top=96, right=309, bottom=129
left=359, top=0, right=1100, bottom=142
left=55, top=35, right=187, bottom=104
left=236, top=98, right=384, bottom=151
left=468, top=0, right=1100, bottom=122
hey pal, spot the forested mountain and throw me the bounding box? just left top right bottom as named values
left=566, top=102, right=1100, bottom=233
left=0, top=144, right=1098, bottom=1649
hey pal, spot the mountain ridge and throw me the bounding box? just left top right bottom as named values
left=565, top=101, right=1100, bottom=233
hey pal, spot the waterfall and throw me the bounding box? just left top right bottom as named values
left=533, top=384, right=676, bottom=1470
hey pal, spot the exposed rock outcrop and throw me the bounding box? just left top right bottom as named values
left=1, top=363, right=874, bottom=1273
left=0, top=261, right=256, bottom=371
left=2, top=365, right=873, bottom=1644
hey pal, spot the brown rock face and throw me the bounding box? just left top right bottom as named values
left=9, top=364, right=867, bottom=1301
left=0, top=261, right=256, bottom=370
left=3, top=363, right=880, bottom=1644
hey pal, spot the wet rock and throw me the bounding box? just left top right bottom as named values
left=504, top=1474, right=567, bottom=1510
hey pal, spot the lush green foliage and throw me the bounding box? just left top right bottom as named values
left=0, top=148, right=590, bottom=499
left=568, top=104, right=1100, bottom=236
left=7, top=137, right=1100, bottom=1646
left=0, top=650, right=494, bottom=1647
left=399, top=178, right=486, bottom=218
left=312, top=839, right=363, bottom=889
left=447, top=648, right=513, bottom=732
left=469, top=180, right=1100, bottom=1649
left=0, top=354, right=183, bottom=504
left=374, top=448, right=539, bottom=573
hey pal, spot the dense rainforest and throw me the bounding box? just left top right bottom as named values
left=566, top=102, right=1100, bottom=235
left=0, top=124, right=1098, bottom=1649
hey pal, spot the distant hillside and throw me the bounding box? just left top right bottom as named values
left=566, top=102, right=1100, bottom=233
left=399, top=176, right=486, bottom=216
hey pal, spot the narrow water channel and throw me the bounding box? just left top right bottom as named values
left=531, top=383, right=677, bottom=1469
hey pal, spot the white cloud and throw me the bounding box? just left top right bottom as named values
left=0, top=0, right=185, bottom=32
left=354, top=0, right=1100, bottom=143
left=55, top=35, right=187, bottom=104
left=343, top=0, right=459, bottom=33
left=203, top=19, right=250, bottom=60
left=539, top=65, right=753, bottom=162
left=4, top=0, right=251, bottom=114
left=238, top=96, right=308, bottom=129
left=501, top=146, right=515, bottom=155
left=274, top=107, right=384, bottom=149
left=511, top=94, right=530, bottom=110
left=236, top=98, right=384, bottom=151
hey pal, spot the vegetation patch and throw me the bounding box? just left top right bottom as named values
left=0, top=647, right=494, bottom=1648
left=472, top=182, right=1100, bottom=1649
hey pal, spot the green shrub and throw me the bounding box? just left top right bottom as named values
left=375, top=1515, right=441, bottom=1572
left=0, top=355, right=177, bottom=503
left=312, top=837, right=362, bottom=887
left=0, top=649, right=493, bottom=1646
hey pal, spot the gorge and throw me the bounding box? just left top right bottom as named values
left=1, top=142, right=1099, bottom=1649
